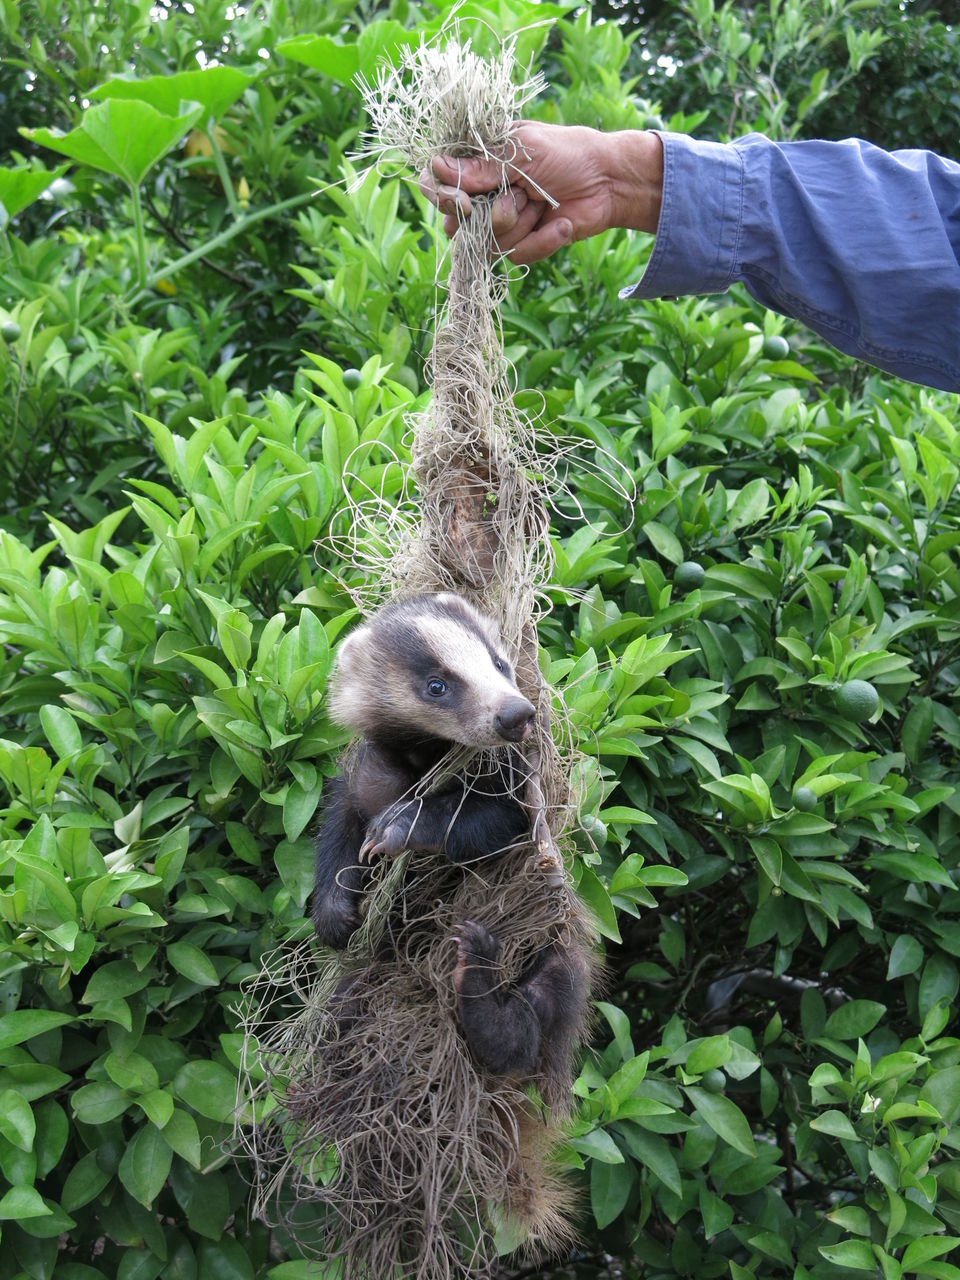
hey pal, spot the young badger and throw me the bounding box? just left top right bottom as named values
left=312, top=592, right=584, bottom=1077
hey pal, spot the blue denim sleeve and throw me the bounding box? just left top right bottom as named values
left=620, top=131, right=960, bottom=391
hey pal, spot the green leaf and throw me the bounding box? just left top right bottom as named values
left=22, top=99, right=203, bottom=186
left=0, top=1063, right=70, bottom=1101
left=82, top=960, right=152, bottom=1004
left=118, top=1251, right=164, bottom=1280
left=39, top=703, right=83, bottom=757
left=195, top=1238, right=256, bottom=1280
left=268, top=1266, right=329, bottom=1280
left=687, top=1035, right=732, bottom=1074
left=729, top=478, right=770, bottom=529
left=32, top=1096, right=66, bottom=1175
left=902, top=697, right=935, bottom=763
left=699, top=1186, right=734, bottom=1238
left=596, top=1002, right=634, bottom=1063
left=673, top=735, right=722, bottom=779
left=870, top=852, right=955, bottom=889
left=826, top=1206, right=872, bottom=1236
left=901, top=1237, right=960, bottom=1272
left=818, top=1241, right=878, bottom=1270
left=218, top=609, right=253, bottom=672
left=118, top=1124, right=173, bottom=1207
left=749, top=835, right=782, bottom=886
left=72, top=1082, right=131, bottom=1125
left=161, top=1109, right=202, bottom=1168
left=0, top=163, right=69, bottom=221
left=919, top=1066, right=960, bottom=1126
left=809, top=1109, right=859, bottom=1141
left=591, top=1157, right=634, bottom=1229
left=576, top=865, right=621, bottom=942
left=0, top=1089, right=35, bottom=1151
left=276, top=34, right=361, bottom=82
left=606, top=1052, right=649, bottom=1103
left=173, top=1061, right=237, bottom=1123
left=180, top=651, right=234, bottom=691
left=0, top=1010, right=74, bottom=1051
left=167, top=941, right=220, bottom=987
left=824, top=999, right=886, bottom=1040
left=105, top=1052, right=159, bottom=1093
left=568, top=1127, right=624, bottom=1164
left=618, top=1124, right=682, bottom=1195
left=919, top=954, right=959, bottom=1019
left=921, top=1000, right=952, bottom=1043
left=283, top=779, right=322, bottom=843
left=888, top=933, right=924, bottom=980
left=684, top=1086, right=757, bottom=1157
left=0, top=1185, right=53, bottom=1220
left=644, top=520, right=684, bottom=565
left=137, top=1089, right=175, bottom=1130
left=89, top=65, right=260, bottom=122
left=61, top=1149, right=112, bottom=1211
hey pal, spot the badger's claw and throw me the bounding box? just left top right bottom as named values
left=361, top=803, right=416, bottom=862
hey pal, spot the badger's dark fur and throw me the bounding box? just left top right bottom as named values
left=312, top=592, right=583, bottom=1081
left=453, top=921, right=588, bottom=1081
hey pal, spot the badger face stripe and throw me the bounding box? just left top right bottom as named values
left=430, top=593, right=502, bottom=652
left=411, top=615, right=514, bottom=695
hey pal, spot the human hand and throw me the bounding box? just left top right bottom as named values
left=418, top=120, right=663, bottom=264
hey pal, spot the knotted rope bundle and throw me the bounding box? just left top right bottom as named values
left=239, top=34, right=599, bottom=1279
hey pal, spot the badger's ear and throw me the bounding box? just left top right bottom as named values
left=334, top=628, right=363, bottom=676
left=432, top=592, right=465, bottom=614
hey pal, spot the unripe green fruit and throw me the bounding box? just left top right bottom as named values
left=580, top=814, right=608, bottom=846
left=793, top=786, right=818, bottom=812
left=1, top=320, right=21, bottom=343
left=674, top=561, right=706, bottom=591
left=66, top=335, right=85, bottom=354
left=835, top=679, right=880, bottom=723
left=342, top=368, right=362, bottom=390
left=701, top=1068, right=726, bottom=1093
left=762, top=334, right=790, bottom=360
left=807, top=510, right=833, bottom=537
left=871, top=501, right=890, bottom=520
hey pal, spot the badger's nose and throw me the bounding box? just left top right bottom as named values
left=495, top=697, right=536, bottom=742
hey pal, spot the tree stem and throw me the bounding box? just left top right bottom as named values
left=130, top=183, right=148, bottom=290
left=207, top=125, right=241, bottom=220
left=143, top=189, right=315, bottom=292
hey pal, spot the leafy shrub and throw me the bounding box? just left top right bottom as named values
left=2, top=3, right=959, bottom=1279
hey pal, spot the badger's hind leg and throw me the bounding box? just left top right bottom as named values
left=453, top=922, right=587, bottom=1079
left=311, top=778, right=367, bottom=949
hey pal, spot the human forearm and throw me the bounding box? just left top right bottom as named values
left=599, top=128, right=664, bottom=236
left=623, top=132, right=960, bottom=391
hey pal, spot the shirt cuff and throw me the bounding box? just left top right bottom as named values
left=619, top=132, right=744, bottom=301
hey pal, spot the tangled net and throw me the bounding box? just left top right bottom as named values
left=238, top=30, right=623, bottom=1280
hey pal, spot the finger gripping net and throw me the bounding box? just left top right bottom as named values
left=238, top=34, right=598, bottom=1280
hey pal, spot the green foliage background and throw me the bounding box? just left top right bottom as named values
left=1, top=1, right=959, bottom=1277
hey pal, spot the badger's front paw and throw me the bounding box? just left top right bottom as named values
left=359, top=802, right=417, bottom=862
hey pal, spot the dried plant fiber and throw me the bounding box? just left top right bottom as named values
left=239, top=29, right=601, bottom=1280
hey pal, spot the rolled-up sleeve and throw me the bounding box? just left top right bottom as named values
left=621, top=131, right=960, bottom=392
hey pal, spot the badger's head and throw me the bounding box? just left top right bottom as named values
left=328, top=594, right=536, bottom=748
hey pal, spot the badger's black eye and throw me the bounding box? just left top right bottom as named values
left=494, top=657, right=505, bottom=672
left=427, top=678, right=448, bottom=697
